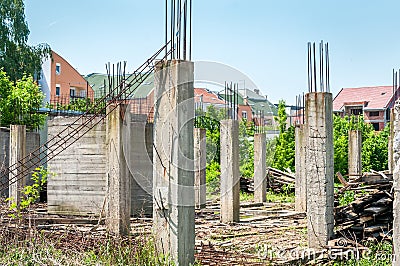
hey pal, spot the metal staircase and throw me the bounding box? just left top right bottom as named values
left=0, top=42, right=173, bottom=192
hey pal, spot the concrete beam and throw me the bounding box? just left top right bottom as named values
left=9, top=125, right=26, bottom=206
left=305, top=92, right=334, bottom=249
left=295, top=124, right=307, bottom=212
left=194, top=128, right=206, bottom=209
left=153, top=60, right=195, bottom=265
left=220, top=119, right=240, bottom=223
left=254, top=133, right=266, bottom=203
left=348, top=130, right=362, bottom=180
left=106, top=104, right=131, bottom=235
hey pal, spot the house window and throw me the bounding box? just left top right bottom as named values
left=369, top=111, right=379, bottom=117
left=55, top=84, right=60, bottom=96
left=70, top=88, right=76, bottom=98
left=372, top=122, right=380, bottom=131
left=350, top=108, right=363, bottom=115
left=56, top=63, right=61, bottom=75
left=242, top=111, right=247, bottom=119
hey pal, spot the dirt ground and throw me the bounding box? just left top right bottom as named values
left=0, top=199, right=312, bottom=265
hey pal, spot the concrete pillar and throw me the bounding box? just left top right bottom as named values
left=389, top=108, right=395, bottom=174
left=254, top=133, right=266, bottom=203
left=305, top=92, right=334, bottom=249
left=106, top=104, right=131, bottom=235
left=392, top=101, right=400, bottom=265
left=348, top=130, right=362, bottom=180
left=295, top=124, right=307, bottom=212
left=220, top=119, right=240, bottom=223
left=153, top=60, right=195, bottom=265
left=194, top=128, right=206, bottom=209
left=9, top=125, right=26, bottom=206
left=128, top=114, right=153, bottom=217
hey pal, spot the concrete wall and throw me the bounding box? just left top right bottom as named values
left=129, top=114, right=153, bottom=216
left=47, top=116, right=107, bottom=215
left=0, top=128, right=40, bottom=198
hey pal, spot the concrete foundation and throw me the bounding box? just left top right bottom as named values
left=106, top=104, right=131, bottom=235
left=9, top=125, right=26, bottom=206
left=254, top=133, right=266, bottom=203
left=348, top=130, right=362, bottom=180
left=153, top=60, right=195, bottom=265
left=305, top=92, right=334, bottom=249
left=194, top=128, right=206, bottom=209
left=392, top=101, right=400, bottom=265
left=220, top=119, right=240, bottom=223
left=295, top=124, right=307, bottom=212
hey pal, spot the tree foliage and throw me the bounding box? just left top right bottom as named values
left=0, top=69, right=46, bottom=129
left=0, top=0, right=50, bottom=81
left=272, top=100, right=295, bottom=171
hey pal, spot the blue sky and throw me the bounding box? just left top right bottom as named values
left=25, top=0, right=400, bottom=104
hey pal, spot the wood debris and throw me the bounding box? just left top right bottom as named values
left=334, top=170, right=393, bottom=242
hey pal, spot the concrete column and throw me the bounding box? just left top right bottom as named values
left=254, top=133, right=266, bottom=203
left=348, top=130, right=362, bottom=180
left=153, top=60, right=195, bottom=265
left=9, top=125, right=26, bottom=206
left=295, top=124, right=307, bottom=212
left=106, top=104, right=131, bottom=235
left=392, top=101, right=400, bottom=265
left=128, top=114, right=153, bottom=217
left=305, top=92, right=334, bottom=249
left=194, top=128, right=206, bottom=209
left=389, top=108, right=395, bottom=174
left=220, top=119, right=240, bottom=223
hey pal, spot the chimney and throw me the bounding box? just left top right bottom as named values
left=265, top=95, right=268, bottom=100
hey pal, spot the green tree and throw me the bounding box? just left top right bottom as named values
left=0, top=0, right=50, bottom=81
left=0, top=70, right=46, bottom=129
left=272, top=100, right=295, bottom=171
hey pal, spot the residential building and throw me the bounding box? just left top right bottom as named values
left=40, top=51, right=94, bottom=105
left=333, top=86, right=400, bottom=130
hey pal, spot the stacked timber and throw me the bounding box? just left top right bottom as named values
left=334, top=171, right=393, bottom=241
left=266, top=167, right=295, bottom=193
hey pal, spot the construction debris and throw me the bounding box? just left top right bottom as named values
left=266, top=167, right=295, bottom=193
left=334, top=170, right=393, bottom=242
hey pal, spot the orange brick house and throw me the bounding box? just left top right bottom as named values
left=40, top=51, right=94, bottom=105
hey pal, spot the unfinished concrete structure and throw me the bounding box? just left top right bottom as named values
left=194, top=128, right=206, bottom=209
left=220, top=119, right=240, bottom=223
left=153, top=60, right=195, bottom=265
left=393, top=101, right=400, bottom=265
left=106, top=104, right=131, bottom=235
left=8, top=125, right=26, bottom=206
left=348, top=130, right=362, bottom=180
left=47, top=114, right=153, bottom=218
left=305, top=92, right=334, bottom=249
left=254, top=133, right=266, bottom=203
left=295, top=124, right=307, bottom=212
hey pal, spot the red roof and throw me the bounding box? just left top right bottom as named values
left=333, top=86, right=395, bottom=111
left=194, top=88, right=225, bottom=105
